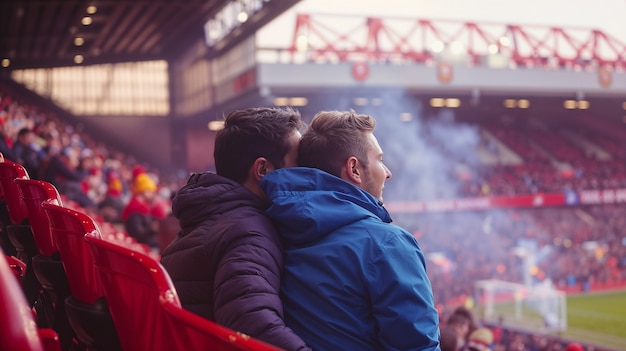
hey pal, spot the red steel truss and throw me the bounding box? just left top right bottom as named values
left=288, top=13, right=626, bottom=70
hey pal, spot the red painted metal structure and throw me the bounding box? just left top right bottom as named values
left=288, top=13, right=626, bottom=70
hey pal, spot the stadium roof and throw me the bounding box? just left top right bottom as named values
left=0, top=0, right=300, bottom=70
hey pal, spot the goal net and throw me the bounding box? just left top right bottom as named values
left=474, top=279, right=567, bottom=331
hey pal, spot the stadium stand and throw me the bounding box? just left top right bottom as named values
left=3, top=74, right=625, bottom=350
left=2, top=3, right=626, bottom=350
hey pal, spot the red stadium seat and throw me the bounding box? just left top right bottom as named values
left=161, top=299, right=283, bottom=351
left=85, top=230, right=185, bottom=351
left=15, top=179, right=62, bottom=257
left=37, top=329, right=62, bottom=351
left=5, top=254, right=26, bottom=284
left=14, top=179, right=76, bottom=349
left=0, top=253, right=61, bottom=351
left=42, top=200, right=121, bottom=350
left=0, top=160, right=33, bottom=261
left=0, top=160, right=30, bottom=225
left=0, top=160, right=41, bottom=305
left=84, top=231, right=282, bottom=351
left=41, top=200, right=100, bottom=302
left=0, top=152, right=12, bottom=255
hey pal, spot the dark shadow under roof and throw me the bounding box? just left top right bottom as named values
left=0, top=0, right=300, bottom=69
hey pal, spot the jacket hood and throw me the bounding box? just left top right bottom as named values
left=260, top=167, right=392, bottom=247
left=172, top=172, right=266, bottom=234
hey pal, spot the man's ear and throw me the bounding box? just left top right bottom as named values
left=250, top=157, right=269, bottom=181
left=341, top=156, right=362, bottom=185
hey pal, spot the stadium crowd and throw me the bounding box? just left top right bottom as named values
left=2, top=83, right=625, bottom=350
left=0, top=85, right=185, bottom=253
left=404, top=204, right=626, bottom=308
left=463, top=119, right=626, bottom=197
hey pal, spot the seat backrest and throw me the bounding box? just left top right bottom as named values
left=84, top=231, right=281, bottom=351
left=0, top=152, right=4, bottom=198
left=161, top=300, right=283, bottom=351
left=5, top=254, right=26, bottom=283
left=15, top=179, right=62, bottom=257
left=0, top=160, right=30, bottom=225
left=38, top=329, right=62, bottom=351
left=42, top=201, right=104, bottom=304
left=0, top=253, right=48, bottom=351
left=84, top=231, right=181, bottom=351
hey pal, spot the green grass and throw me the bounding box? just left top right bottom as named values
left=561, top=291, right=626, bottom=349
left=476, top=290, right=626, bottom=350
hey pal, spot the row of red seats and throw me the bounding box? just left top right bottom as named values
left=0, top=155, right=282, bottom=351
left=0, top=254, right=61, bottom=351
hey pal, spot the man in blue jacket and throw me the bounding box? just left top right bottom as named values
left=261, top=110, right=441, bottom=351
left=161, top=107, right=310, bottom=351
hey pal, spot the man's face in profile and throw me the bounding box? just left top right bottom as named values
left=359, top=133, right=392, bottom=202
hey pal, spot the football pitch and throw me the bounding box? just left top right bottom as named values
left=477, top=290, right=626, bottom=350
left=562, top=290, right=626, bottom=350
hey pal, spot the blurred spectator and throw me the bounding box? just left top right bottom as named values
left=465, top=328, right=494, bottom=351
left=39, top=137, right=94, bottom=208
left=446, top=306, right=477, bottom=350
left=12, top=127, right=41, bottom=178
left=0, top=120, right=16, bottom=161
left=452, top=306, right=477, bottom=332
left=440, top=325, right=460, bottom=351
left=97, top=170, right=125, bottom=223
left=121, top=171, right=161, bottom=252
left=82, top=166, right=106, bottom=205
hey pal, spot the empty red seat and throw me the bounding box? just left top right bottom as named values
left=14, top=179, right=76, bottom=349
left=161, top=299, right=284, bottom=351
left=0, top=160, right=30, bottom=225
left=84, top=231, right=282, bottom=351
left=42, top=200, right=121, bottom=350
left=0, top=153, right=15, bottom=257
left=5, top=254, right=26, bottom=284
left=41, top=200, right=101, bottom=302
left=15, top=179, right=62, bottom=257
left=0, top=160, right=33, bottom=259
left=0, top=253, right=61, bottom=351
left=0, top=160, right=40, bottom=305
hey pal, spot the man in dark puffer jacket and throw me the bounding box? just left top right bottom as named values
left=160, top=107, right=310, bottom=351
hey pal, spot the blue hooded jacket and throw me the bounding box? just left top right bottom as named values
left=261, top=167, right=441, bottom=351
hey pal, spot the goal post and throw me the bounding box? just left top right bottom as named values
left=474, top=279, right=567, bottom=332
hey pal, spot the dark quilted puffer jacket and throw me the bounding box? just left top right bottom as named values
left=160, top=172, right=309, bottom=351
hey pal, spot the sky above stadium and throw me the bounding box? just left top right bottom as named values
left=261, top=0, right=626, bottom=43
left=296, top=0, right=626, bottom=32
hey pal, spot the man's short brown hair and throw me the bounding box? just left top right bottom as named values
left=298, top=110, right=375, bottom=177
left=214, top=107, right=303, bottom=183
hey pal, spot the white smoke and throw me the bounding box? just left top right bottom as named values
left=346, top=90, right=482, bottom=202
